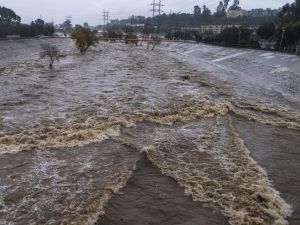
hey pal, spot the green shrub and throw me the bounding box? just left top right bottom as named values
left=125, top=33, right=139, bottom=46
left=71, top=26, right=98, bottom=53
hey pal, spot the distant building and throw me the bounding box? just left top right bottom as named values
left=185, top=24, right=259, bottom=37
left=227, top=8, right=278, bottom=18
left=186, top=25, right=242, bottom=35
left=227, top=10, right=248, bottom=18
left=249, top=8, right=278, bottom=17
left=126, top=23, right=144, bottom=28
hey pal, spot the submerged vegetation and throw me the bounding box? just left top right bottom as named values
left=71, top=26, right=99, bottom=53
left=40, top=43, right=60, bottom=68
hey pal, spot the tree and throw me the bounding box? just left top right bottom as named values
left=106, top=26, right=123, bottom=40
left=30, top=19, right=45, bottom=36
left=276, top=0, right=300, bottom=49
left=216, top=1, right=226, bottom=17
left=105, top=25, right=123, bottom=40
left=0, top=6, right=21, bottom=24
left=194, top=6, right=201, bottom=16
left=107, top=30, right=123, bottom=39
left=202, top=5, right=211, bottom=16
left=297, top=0, right=300, bottom=20
left=83, top=22, right=89, bottom=28
left=216, top=26, right=251, bottom=45
left=279, top=0, right=300, bottom=23
left=275, top=22, right=300, bottom=48
left=40, top=43, right=60, bottom=69
left=257, top=23, right=276, bottom=40
left=0, top=6, right=54, bottom=38
left=223, top=0, right=230, bottom=10
left=125, top=33, right=139, bottom=46
left=121, top=25, right=139, bottom=46
left=29, top=19, right=55, bottom=37
left=123, top=25, right=134, bottom=34
left=61, top=19, right=73, bottom=33
left=44, top=23, right=55, bottom=35
left=71, top=26, right=99, bottom=53
left=216, top=27, right=239, bottom=44
left=143, top=22, right=154, bottom=37
left=229, top=0, right=241, bottom=10
left=150, top=37, right=161, bottom=50
left=143, top=22, right=155, bottom=47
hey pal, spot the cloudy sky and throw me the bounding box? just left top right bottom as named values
left=1, top=0, right=294, bottom=25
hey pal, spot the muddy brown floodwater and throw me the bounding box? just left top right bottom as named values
left=96, top=153, right=228, bottom=225
left=0, top=38, right=299, bottom=225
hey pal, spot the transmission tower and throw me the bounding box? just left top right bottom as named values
left=150, top=0, right=163, bottom=17
left=150, top=0, right=164, bottom=37
left=102, top=11, right=109, bottom=29
left=65, top=16, right=72, bottom=22
left=158, top=0, right=164, bottom=16
left=150, top=0, right=159, bottom=18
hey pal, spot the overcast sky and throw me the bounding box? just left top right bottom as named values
left=1, top=0, right=294, bottom=25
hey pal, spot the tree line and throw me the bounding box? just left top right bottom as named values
left=0, top=6, right=55, bottom=38
left=162, top=0, right=299, bottom=52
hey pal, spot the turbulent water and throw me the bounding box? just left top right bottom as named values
left=0, top=39, right=299, bottom=225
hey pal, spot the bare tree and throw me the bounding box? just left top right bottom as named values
left=151, top=37, right=162, bottom=50
left=40, top=43, right=60, bottom=68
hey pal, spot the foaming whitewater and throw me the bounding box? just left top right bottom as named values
left=143, top=116, right=291, bottom=225
left=0, top=39, right=299, bottom=225
left=1, top=96, right=299, bottom=155
left=0, top=99, right=228, bottom=154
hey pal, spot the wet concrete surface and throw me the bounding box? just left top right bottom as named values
left=96, top=153, right=228, bottom=225
left=161, top=42, right=300, bottom=110
left=232, top=115, right=300, bottom=225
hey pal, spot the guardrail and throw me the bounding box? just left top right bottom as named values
left=99, top=38, right=195, bottom=43
left=0, top=36, right=69, bottom=41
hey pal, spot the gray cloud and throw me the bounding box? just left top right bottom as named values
left=1, top=0, right=294, bottom=25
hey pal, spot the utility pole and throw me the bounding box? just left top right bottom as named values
left=238, top=27, right=241, bottom=46
left=279, top=27, right=286, bottom=51
left=103, top=11, right=109, bottom=30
